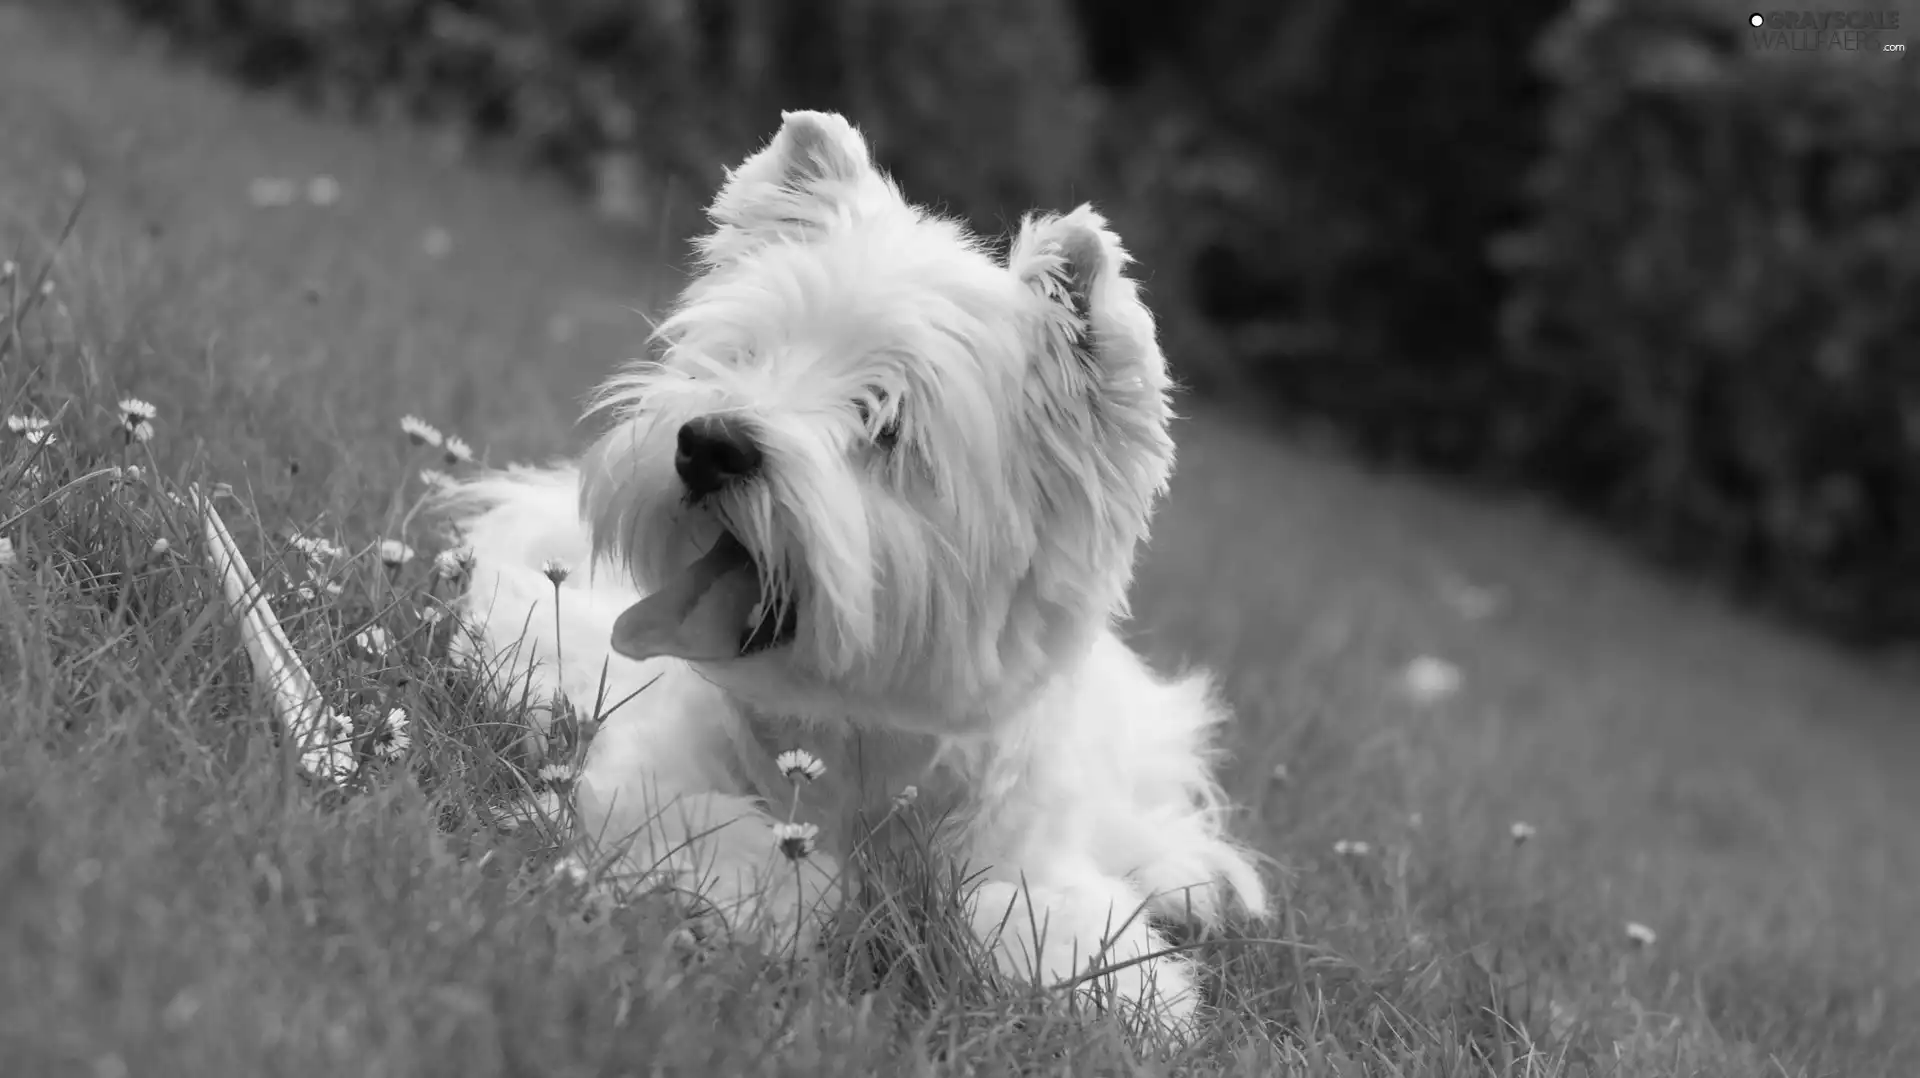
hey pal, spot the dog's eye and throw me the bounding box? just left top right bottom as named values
left=854, top=395, right=901, bottom=450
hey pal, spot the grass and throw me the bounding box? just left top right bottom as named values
left=4, top=6, right=1920, bottom=1076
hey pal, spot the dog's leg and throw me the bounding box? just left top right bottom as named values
left=576, top=772, right=842, bottom=947
left=1078, top=645, right=1270, bottom=929
left=967, top=871, right=1199, bottom=1033
left=572, top=665, right=843, bottom=947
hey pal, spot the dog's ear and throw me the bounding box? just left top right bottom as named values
left=700, top=111, right=890, bottom=263
left=1009, top=205, right=1176, bottom=608
left=1009, top=205, right=1171, bottom=405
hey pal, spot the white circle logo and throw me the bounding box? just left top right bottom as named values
left=1749, top=12, right=1765, bottom=27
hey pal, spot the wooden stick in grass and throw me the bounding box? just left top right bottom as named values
left=195, top=486, right=353, bottom=785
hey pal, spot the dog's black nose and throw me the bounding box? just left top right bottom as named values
left=675, top=414, right=763, bottom=497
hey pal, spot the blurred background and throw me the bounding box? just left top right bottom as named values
left=78, top=0, right=1920, bottom=652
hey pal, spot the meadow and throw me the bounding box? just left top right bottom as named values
left=2, top=8, right=1918, bottom=1076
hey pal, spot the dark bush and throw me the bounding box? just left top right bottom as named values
left=75, top=0, right=1920, bottom=644
left=1497, top=0, right=1920, bottom=643
left=102, top=0, right=1096, bottom=236
left=1072, top=0, right=1561, bottom=472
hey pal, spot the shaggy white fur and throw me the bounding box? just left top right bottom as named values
left=444, top=111, right=1267, bottom=1028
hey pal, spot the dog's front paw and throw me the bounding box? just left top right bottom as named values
left=966, top=878, right=1201, bottom=1035
left=674, top=843, right=844, bottom=955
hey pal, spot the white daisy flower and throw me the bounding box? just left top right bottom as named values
left=775, top=748, right=825, bottom=783
left=149, top=538, right=170, bottom=556
left=434, top=545, right=475, bottom=579
left=118, top=398, right=157, bottom=424
left=306, top=175, right=341, bottom=207
left=6, top=414, right=48, bottom=433
left=378, top=539, right=415, bottom=568
left=247, top=177, right=298, bottom=207
left=23, top=428, right=56, bottom=448
left=324, top=581, right=344, bottom=597
left=1399, top=655, right=1463, bottom=705
left=1510, top=821, right=1537, bottom=846
left=418, top=468, right=454, bottom=490
left=294, top=585, right=317, bottom=602
left=1625, top=921, right=1657, bottom=948
left=537, top=763, right=577, bottom=788
left=419, top=604, right=446, bottom=626
left=772, top=821, right=819, bottom=861
left=892, top=785, right=919, bottom=808
left=353, top=626, right=391, bottom=658
left=377, top=708, right=410, bottom=758
left=400, top=415, right=443, bottom=448
left=443, top=435, right=473, bottom=465
left=1437, top=573, right=1504, bottom=621
left=297, top=711, right=357, bottom=783
left=1332, top=839, right=1372, bottom=858
left=542, top=559, right=570, bottom=586
left=290, top=533, right=344, bottom=563
left=551, top=855, right=593, bottom=887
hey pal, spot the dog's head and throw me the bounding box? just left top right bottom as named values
left=581, top=111, right=1174, bottom=729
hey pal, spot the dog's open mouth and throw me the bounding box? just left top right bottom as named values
left=609, top=531, right=798, bottom=663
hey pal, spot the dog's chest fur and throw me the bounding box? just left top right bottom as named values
left=726, top=703, right=974, bottom=852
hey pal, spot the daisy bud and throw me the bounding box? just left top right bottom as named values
left=542, top=558, right=571, bottom=586
left=353, top=626, right=391, bottom=658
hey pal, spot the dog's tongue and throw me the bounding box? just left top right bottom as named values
left=610, top=532, right=761, bottom=662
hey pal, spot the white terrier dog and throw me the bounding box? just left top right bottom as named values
left=445, top=111, right=1266, bottom=1027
